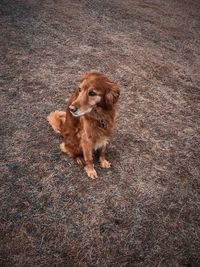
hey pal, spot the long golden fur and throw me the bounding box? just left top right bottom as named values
left=47, top=71, right=120, bottom=179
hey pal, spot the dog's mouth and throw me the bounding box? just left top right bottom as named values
left=70, top=107, right=93, bottom=117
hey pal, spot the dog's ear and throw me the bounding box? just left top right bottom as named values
left=104, top=82, right=120, bottom=109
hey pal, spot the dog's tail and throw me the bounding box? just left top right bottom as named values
left=47, top=111, right=66, bottom=134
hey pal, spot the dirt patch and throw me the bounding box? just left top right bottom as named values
left=1, top=0, right=200, bottom=266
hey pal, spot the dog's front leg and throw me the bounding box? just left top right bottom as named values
left=99, top=145, right=111, bottom=169
left=82, top=140, right=97, bottom=179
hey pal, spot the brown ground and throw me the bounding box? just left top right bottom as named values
left=1, top=0, right=200, bottom=266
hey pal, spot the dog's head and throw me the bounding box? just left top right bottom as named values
left=69, top=71, right=120, bottom=117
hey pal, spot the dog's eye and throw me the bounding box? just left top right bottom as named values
left=88, top=91, right=96, bottom=97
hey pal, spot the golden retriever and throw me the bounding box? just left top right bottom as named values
left=47, top=71, right=120, bottom=179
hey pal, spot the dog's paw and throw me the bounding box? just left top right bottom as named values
left=100, top=159, right=111, bottom=169
left=84, top=166, right=98, bottom=179
left=75, top=157, right=84, bottom=166
left=60, top=142, right=67, bottom=153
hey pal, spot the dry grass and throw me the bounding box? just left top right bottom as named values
left=0, top=0, right=200, bottom=266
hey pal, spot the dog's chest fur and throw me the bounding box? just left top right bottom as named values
left=93, top=137, right=108, bottom=150
left=80, top=116, right=111, bottom=150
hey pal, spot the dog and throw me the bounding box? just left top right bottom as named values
left=47, top=71, right=120, bottom=179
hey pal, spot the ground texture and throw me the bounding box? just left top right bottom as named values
left=0, top=0, right=200, bottom=266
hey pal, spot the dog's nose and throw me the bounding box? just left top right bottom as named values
left=69, top=105, right=78, bottom=113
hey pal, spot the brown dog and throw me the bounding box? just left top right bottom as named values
left=47, top=71, right=120, bottom=179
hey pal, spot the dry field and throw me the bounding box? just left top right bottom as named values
left=1, top=0, right=200, bottom=266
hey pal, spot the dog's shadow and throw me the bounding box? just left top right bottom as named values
left=104, top=132, right=150, bottom=164
left=93, top=133, right=130, bottom=165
